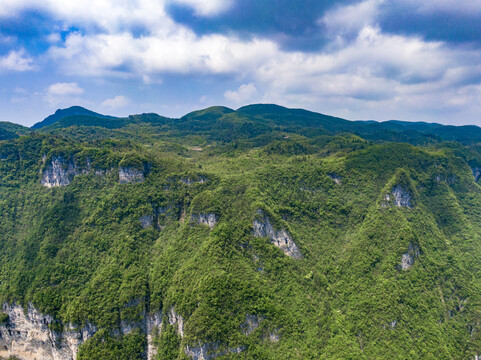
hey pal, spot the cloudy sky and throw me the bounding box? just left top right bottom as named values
left=1, top=1, right=481, bottom=126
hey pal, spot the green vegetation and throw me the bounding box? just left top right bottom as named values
left=2, top=105, right=481, bottom=358
left=0, top=312, right=8, bottom=324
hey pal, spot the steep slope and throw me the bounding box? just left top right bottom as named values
left=0, top=121, right=32, bottom=140
left=2, top=122, right=481, bottom=360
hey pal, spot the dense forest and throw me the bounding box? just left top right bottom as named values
left=2, top=104, right=481, bottom=359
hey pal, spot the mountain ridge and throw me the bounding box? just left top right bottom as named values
left=23, top=104, right=481, bottom=146
left=31, top=106, right=119, bottom=129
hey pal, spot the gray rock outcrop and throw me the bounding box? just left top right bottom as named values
left=146, top=313, right=162, bottom=360
left=191, top=213, right=217, bottom=229
left=253, top=210, right=302, bottom=259
left=399, top=243, right=420, bottom=270
left=0, top=303, right=96, bottom=360
left=327, top=173, right=342, bottom=185
left=181, top=176, right=207, bottom=185
left=139, top=215, right=154, bottom=229
left=382, top=185, right=412, bottom=208
left=168, top=307, right=184, bottom=338
left=241, top=314, right=261, bottom=336
left=119, top=167, right=144, bottom=184
left=41, top=156, right=89, bottom=188
left=472, top=167, right=481, bottom=182
left=0, top=303, right=162, bottom=360
left=185, top=342, right=244, bottom=360
left=41, top=156, right=111, bottom=188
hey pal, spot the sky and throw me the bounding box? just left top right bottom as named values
left=1, top=1, right=481, bottom=126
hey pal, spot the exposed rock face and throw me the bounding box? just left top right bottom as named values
left=0, top=303, right=96, bottom=360
left=241, top=314, right=261, bottom=336
left=146, top=313, right=162, bottom=360
left=139, top=215, right=154, bottom=229
left=185, top=342, right=245, bottom=360
left=0, top=303, right=162, bottom=360
left=181, top=176, right=207, bottom=185
left=472, top=167, right=481, bottom=182
left=399, top=243, right=420, bottom=270
left=253, top=210, right=302, bottom=259
left=382, top=185, right=412, bottom=208
left=435, top=174, right=456, bottom=183
left=41, top=156, right=86, bottom=188
left=168, top=308, right=184, bottom=338
left=327, top=173, right=342, bottom=185
left=191, top=213, right=217, bottom=229
left=41, top=156, right=109, bottom=188
left=268, top=331, right=280, bottom=342
left=119, top=167, right=144, bottom=184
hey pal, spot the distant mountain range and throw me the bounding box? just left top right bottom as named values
left=19, top=104, right=481, bottom=145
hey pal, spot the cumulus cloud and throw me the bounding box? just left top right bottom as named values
left=48, top=82, right=84, bottom=96
left=171, top=0, right=233, bottom=16
left=224, top=83, right=258, bottom=104
left=321, top=0, right=382, bottom=38
left=255, top=25, right=481, bottom=122
left=0, top=50, right=34, bottom=72
left=102, top=95, right=131, bottom=109
left=45, top=82, right=84, bottom=107
left=2, top=0, right=481, bottom=124
left=48, top=32, right=278, bottom=76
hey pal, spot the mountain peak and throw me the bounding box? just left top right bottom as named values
left=32, top=106, right=117, bottom=129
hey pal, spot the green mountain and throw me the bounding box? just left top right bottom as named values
left=32, top=104, right=481, bottom=146
left=1, top=105, right=481, bottom=359
left=0, top=121, right=31, bottom=140
left=32, top=106, right=119, bottom=129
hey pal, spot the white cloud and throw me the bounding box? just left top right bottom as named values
left=3, top=0, right=481, bottom=124
left=48, top=32, right=278, bottom=76
left=321, top=0, right=382, bottom=37
left=171, top=0, right=233, bottom=16
left=102, top=95, right=131, bottom=109
left=0, top=50, right=34, bottom=72
left=48, top=82, right=84, bottom=96
left=45, top=82, right=84, bottom=107
left=224, top=83, right=258, bottom=104
left=0, top=0, right=171, bottom=33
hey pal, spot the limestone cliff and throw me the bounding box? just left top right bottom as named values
left=191, top=213, right=217, bottom=229
left=382, top=185, right=412, bottom=208
left=253, top=210, right=302, bottom=259
left=118, top=167, right=144, bottom=184
left=399, top=243, right=420, bottom=270
left=41, top=156, right=88, bottom=188
left=0, top=304, right=162, bottom=360
left=0, top=303, right=95, bottom=360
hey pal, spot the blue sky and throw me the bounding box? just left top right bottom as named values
left=1, top=1, right=481, bottom=126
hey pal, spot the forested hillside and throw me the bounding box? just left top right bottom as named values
left=2, top=105, right=481, bottom=359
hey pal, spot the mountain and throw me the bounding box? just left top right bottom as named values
left=32, top=106, right=118, bottom=129
left=29, top=104, right=481, bottom=147
left=0, top=121, right=31, bottom=140
left=2, top=105, right=481, bottom=359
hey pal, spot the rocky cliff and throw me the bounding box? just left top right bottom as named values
left=253, top=210, right=302, bottom=259
left=41, top=156, right=145, bottom=187
left=382, top=185, right=412, bottom=208
left=118, top=167, right=144, bottom=184
left=0, top=304, right=95, bottom=360
left=0, top=304, right=162, bottom=360
left=41, top=156, right=88, bottom=188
